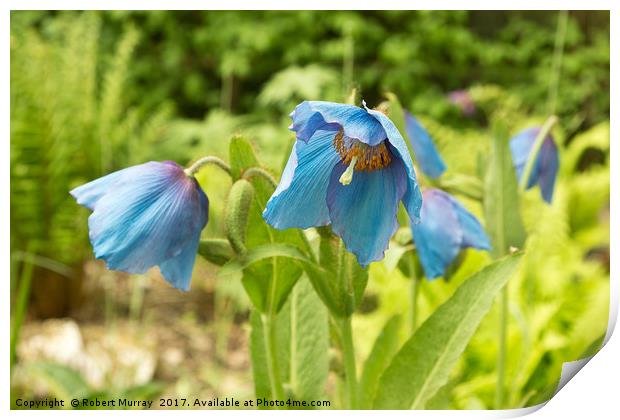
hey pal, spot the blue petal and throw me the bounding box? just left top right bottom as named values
left=84, top=162, right=208, bottom=289
left=263, top=130, right=341, bottom=229
left=290, top=101, right=387, bottom=146
left=404, top=112, right=447, bottom=179
left=326, top=157, right=407, bottom=267
left=365, top=107, right=423, bottom=223
left=444, top=192, right=491, bottom=250
left=538, top=137, right=559, bottom=203
left=510, top=128, right=542, bottom=189
left=159, top=230, right=202, bottom=291
left=412, top=189, right=463, bottom=279
left=70, top=169, right=127, bottom=210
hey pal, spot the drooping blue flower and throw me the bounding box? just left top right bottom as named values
left=509, top=127, right=559, bottom=203
left=412, top=189, right=491, bottom=279
left=70, top=161, right=209, bottom=291
left=263, top=101, right=423, bottom=267
left=403, top=112, right=447, bottom=179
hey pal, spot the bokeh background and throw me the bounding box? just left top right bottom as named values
left=10, top=10, right=610, bottom=409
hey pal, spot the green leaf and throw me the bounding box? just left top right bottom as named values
left=229, top=136, right=309, bottom=314
left=315, top=230, right=368, bottom=317
left=198, top=238, right=234, bottom=266
left=25, top=361, right=91, bottom=401
left=219, top=243, right=321, bottom=276
left=358, top=315, right=401, bottom=409
left=249, top=310, right=273, bottom=405
left=288, top=277, right=329, bottom=402
left=373, top=253, right=522, bottom=409
left=484, top=122, right=526, bottom=257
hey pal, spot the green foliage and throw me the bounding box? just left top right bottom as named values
left=374, top=254, right=522, bottom=409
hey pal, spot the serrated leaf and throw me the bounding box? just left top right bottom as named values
left=373, top=253, right=522, bottom=409
left=358, top=315, right=401, bottom=409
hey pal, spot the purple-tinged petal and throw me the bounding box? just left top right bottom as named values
left=327, top=156, right=407, bottom=267
left=74, top=161, right=208, bottom=290
left=538, top=138, right=559, bottom=203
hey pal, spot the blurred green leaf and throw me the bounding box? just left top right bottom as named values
left=198, top=238, right=235, bottom=266
left=358, top=315, right=401, bottom=409
left=374, top=253, right=522, bottom=409
left=484, top=121, right=526, bottom=257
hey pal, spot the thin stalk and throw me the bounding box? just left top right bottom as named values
left=184, top=156, right=232, bottom=177
left=495, top=287, right=509, bottom=409
left=242, top=167, right=278, bottom=188
left=261, top=313, right=285, bottom=404
left=339, top=316, right=358, bottom=409
left=547, top=11, right=569, bottom=115
left=409, top=257, right=419, bottom=335
left=518, top=115, right=558, bottom=192
left=10, top=253, right=35, bottom=371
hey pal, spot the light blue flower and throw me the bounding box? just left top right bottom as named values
left=70, top=161, right=209, bottom=291
left=412, top=189, right=490, bottom=279
left=510, top=127, right=559, bottom=203
left=404, top=112, right=447, bottom=179
left=263, top=101, right=423, bottom=267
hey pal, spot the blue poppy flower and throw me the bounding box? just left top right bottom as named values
left=509, top=127, right=559, bottom=203
left=412, top=189, right=490, bottom=279
left=70, top=161, right=209, bottom=291
left=263, top=101, right=423, bottom=267
left=404, top=112, right=447, bottom=179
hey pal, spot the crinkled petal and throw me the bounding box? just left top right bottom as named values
left=290, top=101, right=386, bottom=146
left=538, top=138, right=559, bottom=203
left=444, top=192, right=491, bottom=251
left=366, top=107, right=423, bottom=223
left=263, top=130, right=341, bottom=229
left=85, top=162, right=208, bottom=288
left=327, top=157, right=407, bottom=267
left=413, top=189, right=463, bottom=279
left=404, top=112, right=447, bottom=179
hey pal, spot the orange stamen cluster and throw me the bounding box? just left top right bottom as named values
left=333, top=129, right=392, bottom=172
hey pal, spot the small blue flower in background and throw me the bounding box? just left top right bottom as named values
left=413, top=189, right=491, bottom=279
left=404, top=111, right=447, bottom=179
left=263, top=101, right=423, bottom=267
left=70, top=161, right=209, bottom=291
left=509, top=127, right=559, bottom=203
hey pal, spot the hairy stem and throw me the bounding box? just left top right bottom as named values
left=184, top=156, right=232, bottom=177
left=339, top=316, right=358, bottom=409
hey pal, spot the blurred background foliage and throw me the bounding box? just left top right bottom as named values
left=10, top=10, right=609, bottom=409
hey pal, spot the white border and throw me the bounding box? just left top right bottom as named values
left=3, top=3, right=616, bottom=419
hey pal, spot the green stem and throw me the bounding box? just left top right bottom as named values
left=408, top=254, right=419, bottom=335
left=242, top=167, right=278, bottom=188
left=547, top=10, right=569, bottom=115
left=495, top=286, right=509, bottom=409
left=339, top=316, right=358, bottom=409
left=261, top=313, right=285, bottom=404
left=518, top=115, right=559, bottom=192
left=184, top=156, right=232, bottom=177
left=10, top=252, right=35, bottom=371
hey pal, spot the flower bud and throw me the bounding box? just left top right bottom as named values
left=225, top=179, right=255, bottom=255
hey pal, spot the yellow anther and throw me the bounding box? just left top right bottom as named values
left=332, top=129, right=392, bottom=172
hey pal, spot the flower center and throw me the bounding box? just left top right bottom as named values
left=332, top=129, right=392, bottom=172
